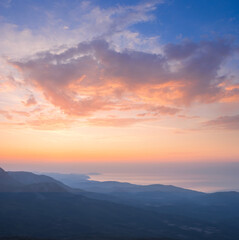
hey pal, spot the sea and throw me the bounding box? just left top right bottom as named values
left=89, top=162, right=239, bottom=193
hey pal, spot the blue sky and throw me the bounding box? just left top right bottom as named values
left=1, top=0, right=239, bottom=42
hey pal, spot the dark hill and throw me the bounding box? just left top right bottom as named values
left=18, top=182, right=68, bottom=192
left=0, top=168, right=22, bottom=191
left=8, top=171, right=70, bottom=189
left=0, top=192, right=223, bottom=240
left=1, top=167, right=239, bottom=240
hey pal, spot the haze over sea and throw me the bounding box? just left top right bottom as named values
left=3, top=161, right=239, bottom=193
left=88, top=162, right=239, bottom=193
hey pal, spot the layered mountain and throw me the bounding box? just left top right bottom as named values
left=0, top=167, right=22, bottom=191
left=79, top=181, right=198, bottom=193
left=45, top=172, right=90, bottom=187
left=1, top=167, right=239, bottom=240
left=0, top=168, right=69, bottom=193
left=0, top=191, right=228, bottom=240
left=44, top=174, right=205, bottom=206
left=8, top=171, right=65, bottom=185
left=44, top=173, right=199, bottom=194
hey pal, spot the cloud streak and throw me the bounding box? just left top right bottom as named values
left=87, top=117, right=154, bottom=127
left=23, top=95, right=37, bottom=107
left=203, top=114, right=239, bottom=130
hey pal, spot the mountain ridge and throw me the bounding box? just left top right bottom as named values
left=1, top=167, right=239, bottom=240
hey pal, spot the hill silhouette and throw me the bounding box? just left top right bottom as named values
left=0, top=167, right=239, bottom=240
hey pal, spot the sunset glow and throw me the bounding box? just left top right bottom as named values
left=0, top=0, right=239, bottom=168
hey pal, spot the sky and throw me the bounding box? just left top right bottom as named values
left=0, top=0, right=239, bottom=172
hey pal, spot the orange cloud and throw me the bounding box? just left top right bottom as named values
left=8, top=38, right=238, bottom=130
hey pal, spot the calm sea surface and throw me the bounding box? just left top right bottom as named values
left=89, top=162, right=239, bottom=193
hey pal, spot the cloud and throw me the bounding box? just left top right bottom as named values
left=203, top=114, right=239, bottom=130
left=1, top=1, right=239, bottom=129
left=11, top=38, right=238, bottom=121
left=87, top=117, right=154, bottom=127
left=0, top=110, right=12, bottom=120
left=0, top=1, right=161, bottom=59
left=11, top=110, right=30, bottom=117
left=177, top=114, right=200, bottom=120
left=22, top=95, right=37, bottom=107
left=138, top=105, right=180, bottom=116
left=164, top=39, right=237, bottom=104
left=26, top=117, right=75, bottom=130
left=220, top=83, right=239, bottom=102
left=81, top=1, right=160, bottom=38
left=0, top=112, right=76, bottom=130
left=0, top=0, right=12, bottom=8
left=0, top=75, right=18, bottom=92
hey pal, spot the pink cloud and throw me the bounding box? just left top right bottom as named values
left=11, top=39, right=238, bottom=124
left=0, top=110, right=12, bottom=120
left=22, top=95, right=37, bottom=107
